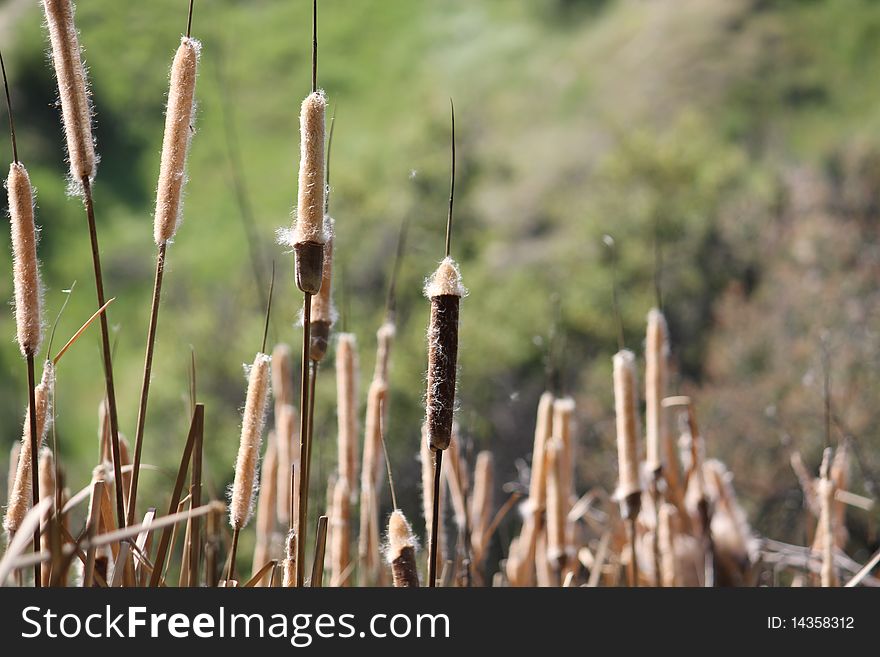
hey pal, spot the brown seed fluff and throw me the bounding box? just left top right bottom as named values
left=7, top=163, right=42, bottom=357
left=645, top=309, right=669, bottom=472
left=229, top=353, right=271, bottom=530
left=41, top=0, right=97, bottom=182
left=274, top=403, right=298, bottom=526
left=336, top=333, right=360, bottom=487
left=424, top=257, right=465, bottom=452
left=329, top=477, right=351, bottom=587
left=3, top=363, right=53, bottom=536
left=293, top=91, right=327, bottom=245
left=387, top=510, right=420, bottom=587
left=309, top=217, right=336, bottom=361
left=154, top=37, right=201, bottom=245
left=613, top=350, right=641, bottom=504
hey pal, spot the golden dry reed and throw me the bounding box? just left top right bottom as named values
left=645, top=309, right=668, bottom=472
left=271, top=343, right=293, bottom=409
left=41, top=0, right=97, bottom=183
left=424, top=257, right=466, bottom=451
left=4, top=363, right=54, bottom=536
left=336, top=333, right=359, bottom=487
left=329, top=476, right=351, bottom=587
left=358, top=379, right=387, bottom=583
left=309, top=217, right=336, bottom=361
left=252, top=437, right=278, bottom=579
left=818, top=448, right=838, bottom=587
left=7, top=163, right=42, bottom=357
left=529, top=392, right=555, bottom=514
left=293, top=91, right=327, bottom=245
left=154, top=37, right=201, bottom=245
left=387, top=510, right=419, bottom=587
left=420, top=424, right=445, bottom=557
left=613, top=350, right=641, bottom=506
left=373, top=321, right=396, bottom=382
left=228, top=353, right=271, bottom=531
left=552, top=397, right=575, bottom=505
left=545, top=439, right=565, bottom=570
left=7, top=442, right=20, bottom=505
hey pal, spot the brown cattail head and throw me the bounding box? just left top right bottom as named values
left=645, top=309, right=669, bottom=473
left=424, top=257, right=465, bottom=451
left=329, top=476, right=351, bottom=587
left=3, top=363, right=53, bottom=536
left=387, top=510, right=420, bottom=587
left=154, top=36, right=201, bottom=245
left=41, top=0, right=97, bottom=183
left=229, top=353, right=271, bottom=530
left=529, top=392, right=555, bottom=513
left=7, top=163, right=43, bottom=357
left=613, top=350, right=642, bottom=516
left=292, top=91, right=327, bottom=294
left=336, top=333, right=360, bottom=487
left=309, top=217, right=336, bottom=361
left=374, top=321, right=396, bottom=382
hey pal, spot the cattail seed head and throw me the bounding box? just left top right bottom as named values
left=645, top=309, right=669, bottom=472
left=818, top=448, right=838, bottom=587
left=229, top=353, right=271, bottom=531
left=613, top=350, right=641, bottom=511
left=253, top=437, right=277, bottom=571
left=274, top=403, right=298, bottom=526
left=282, top=529, right=297, bottom=587
left=336, top=333, right=360, bottom=487
left=293, top=91, right=327, bottom=245
left=309, top=217, right=336, bottom=361
left=7, top=163, right=43, bottom=357
left=3, top=363, right=54, bottom=536
left=424, top=257, right=465, bottom=452
left=329, top=476, right=351, bottom=587
left=154, top=37, right=201, bottom=245
left=7, top=442, right=21, bottom=505
left=39, top=446, right=55, bottom=505
left=374, top=321, right=396, bottom=382
left=387, top=510, right=420, bottom=587
left=42, top=0, right=97, bottom=183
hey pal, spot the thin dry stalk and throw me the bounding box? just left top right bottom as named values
left=818, top=449, right=838, bottom=587
left=545, top=439, right=566, bottom=579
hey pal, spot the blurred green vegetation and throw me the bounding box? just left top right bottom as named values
left=1, top=0, right=879, bottom=561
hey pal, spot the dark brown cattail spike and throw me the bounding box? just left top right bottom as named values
left=388, top=510, right=420, bottom=587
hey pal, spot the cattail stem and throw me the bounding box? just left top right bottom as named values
left=189, top=408, right=203, bottom=587
left=127, top=242, right=166, bottom=525
left=26, top=354, right=40, bottom=587
left=82, top=176, right=125, bottom=530
left=295, top=295, right=313, bottom=586
left=226, top=528, right=240, bottom=583
left=428, top=448, right=444, bottom=587
left=311, top=514, right=328, bottom=587
left=628, top=515, right=639, bottom=588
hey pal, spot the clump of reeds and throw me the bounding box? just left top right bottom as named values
left=41, top=0, right=96, bottom=184
left=387, top=510, right=419, bottom=587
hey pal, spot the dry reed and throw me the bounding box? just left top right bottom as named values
left=336, top=333, right=359, bottom=488
left=469, top=450, right=493, bottom=561
left=329, top=476, right=351, bottom=587
left=358, top=378, right=388, bottom=584
left=309, top=217, right=336, bottom=362
left=645, top=309, right=667, bottom=473
left=252, top=437, right=278, bottom=580
left=274, top=403, right=297, bottom=527
left=818, top=448, right=838, bottom=587
left=613, top=350, right=641, bottom=511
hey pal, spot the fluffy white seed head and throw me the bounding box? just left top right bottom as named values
left=293, top=91, right=327, bottom=245
left=7, top=163, right=43, bottom=357
left=424, top=256, right=467, bottom=298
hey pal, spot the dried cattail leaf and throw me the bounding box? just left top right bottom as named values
left=358, top=379, right=388, bottom=584
left=229, top=353, right=271, bottom=531
left=387, top=510, right=419, bottom=587
left=818, top=448, right=838, bottom=587
left=529, top=392, right=555, bottom=513
left=154, top=37, right=201, bottom=244
left=7, top=163, right=42, bottom=357
left=41, top=0, right=97, bottom=182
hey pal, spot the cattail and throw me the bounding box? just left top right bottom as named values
left=358, top=379, right=387, bottom=583
left=252, top=437, right=278, bottom=579
left=41, top=0, right=97, bottom=182
left=309, top=217, right=336, bottom=361
left=552, top=397, right=575, bottom=504
left=292, top=91, right=327, bottom=294
left=329, top=476, right=351, bottom=587
left=7, top=163, right=42, bottom=357
left=271, top=343, right=293, bottom=409
left=274, top=403, right=297, bottom=526
left=424, top=257, right=466, bottom=452
left=37, top=447, right=55, bottom=586
left=470, top=451, right=494, bottom=559
left=153, top=37, right=200, bottom=244
left=336, top=333, right=359, bottom=488
left=281, top=530, right=297, bottom=587
left=529, top=392, right=555, bottom=514
left=545, top=439, right=566, bottom=572
left=373, top=321, right=396, bottom=382
left=3, top=363, right=53, bottom=536
left=7, top=442, right=20, bottom=505
left=444, top=431, right=468, bottom=532
left=228, top=353, right=271, bottom=530
left=387, top=510, right=419, bottom=587
left=645, top=309, right=668, bottom=473
left=818, top=448, right=837, bottom=587
left=613, top=350, right=641, bottom=514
